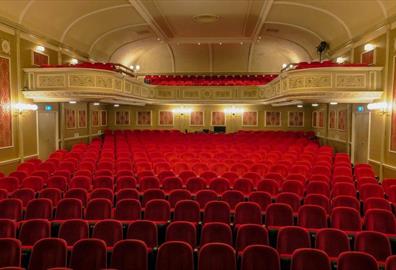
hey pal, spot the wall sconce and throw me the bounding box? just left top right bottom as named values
left=172, top=107, right=192, bottom=116
left=367, top=102, right=389, bottom=113
left=364, top=43, right=375, bottom=52
left=224, top=106, right=244, bottom=116
left=35, top=45, right=45, bottom=52
left=13, top=103, right=38, bottom=114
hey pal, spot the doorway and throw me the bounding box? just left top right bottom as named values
left=38, top=110, right=58, bottom=160
left=352, top=105, right=370, bottom=164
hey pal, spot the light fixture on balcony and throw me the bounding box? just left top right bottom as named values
left=69, top=101, right=77, bottom=104
left=35, top=45, right=45, bottom=52
left=312, top=103, right=319, bottom=107
left=70, top=58, right=78, bottom=65
left=336, top=57, right=346, bottom=64
left=330, top=102, right=338, bottom=105
left=114, top=104, right=120, bottom=107
left=297, top=104, right=303, bottom=108
left=282, top=63, right=288, bottom=69
left=364, top=43, right=375, bottom=52
left=93, top=102, right=100, bottom=106
left=129, top=64, right=141, bottom=72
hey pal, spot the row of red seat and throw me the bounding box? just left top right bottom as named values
left=144, top=74, right=277, bottom=86
left=1, top=196, right=395, bottom=236
left=2, top=237, right=394, bottom=270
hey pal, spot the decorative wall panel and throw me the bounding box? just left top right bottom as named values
left=0, top=56, right=12, bottom=148
left=265, top=111, right=281, bottom=127
left=78, top=110, right=86, bottom=128
left=288, top=111, right=304, bottom=127
left=190, top=111, right=204, bottom=126
left=159, top=111, right=174, bottom=126
left=211, top=111, right=225, bottom=126
left=242, top=111, right=258, bottom=126
left=115, top=111, right=130, bottom=126
left=137, top=111, right=152, bottom=126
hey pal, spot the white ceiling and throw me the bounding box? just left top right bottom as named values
left=0, top=0, right=394, bottom=73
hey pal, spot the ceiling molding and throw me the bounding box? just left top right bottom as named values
left=251, top=0, right=274, bottom=40
left=273, top=1, right=352, bottom=38
left=108, top=37, right=158, bottom=62
left=376, top=0, right=388, bottom=19
left=88, top=23, right=149, bottom=55
left=60, top=4, right=131, bottom=42
left=128, top=0, right=169, bottom=40
left=264, top=21, right=323, bottom=41
left=170, top=37, right=252, bottom=44
left=18, top=0, right=35, bottom=23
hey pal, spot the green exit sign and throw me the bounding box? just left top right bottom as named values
left=357, top=105, right=364, bottom=112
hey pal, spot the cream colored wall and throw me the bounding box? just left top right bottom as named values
left=107, top=104, right=313, bottom=133
left=0, top=24, right=86, bottom=174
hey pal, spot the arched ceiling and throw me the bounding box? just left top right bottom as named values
left=0, top=0, right=395, bottom=73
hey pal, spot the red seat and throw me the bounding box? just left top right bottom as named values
left=174, top=200, right=200, bottom=223
left=55, top=198, right=83, bottom=220
left=156, top=241, right=194, bottom=270
left=364, top=209, right=396, bottom=234
left=19, top=219, right=50, bottom=248
left=200, top=222, right=232, bottom=246
left=277, top=226, right=310, bottom=258
left=116, top=188, right=139, bottom=202
left=92, top=176, right=113, bottom=189
left=332, top=182, right=356, bottom=197
left=331, top=207, right=362, bottom=232
left=127, top=220, right=158, bottom=250
left=0, top=199, right=22, bottom=220
left=11, top=188, right=35, bottom=207
left=306, top=181, right=330, bottom=197
left=203, top=201, right=230, bottom=224
left=110, top=239, right=148, bottom=270
left=281, top=180, right=304, bottom=196
left=142, top=189, right=165, bottom=206
left=162, top=177, right=183, bottom=193
left=92, top=220, right=123, bottom=247
left=337, top=251, right=378, bottom=270
left=355, top=231, right=391, bottom=263
left=198, top=243, right=236, bottom=270
left=185, top=177, right=206, bottom=194
left=69, top=239, right=107, bottom=270
left=90, top=188, right=114, bottom=202
left=0, top=238, right=21, bottom=268
left=316, top=228, right=350, bottom=260
left=235, top=224, right=268, bottom=252
left=28, top=238, right=67, bottom=270
left=234, top=178, right=254, bottom=195
left=332, top=195, right=360, bottom=211
left=140, top=176, right=160, bottom=191
left=25, top=198, right=53, bottom=220
left=304, top=194, right=330, bottom=213
left=265, top=203, right=294, bottom=228
left=85, top=198, right=112, bottom=221
left=65, top=188, right=87, bottom=207
left=276, top=192, right=301, bottom=212
left=209, top=178, right=230, bottom=194
left=144, top=199, right=170, bottom=224
left=58, top=219, right=89, bottom=246
left=165, top=221, right=197, bottom=248
left=298, top=205, right=327, bottom=229
left=222, top=190, right=244, bottom=210
left=291, top=248, right=331, bottom=270
left=257, top=179, right=279, bottom=195
left=116, top=176, right=137, bottom=191
left=234, top=202, right=262, bottom=225
left=21, top=176, right=44, bottom=192
left=364, top=197, right=392, bottom=213
left=241, top=245, right=280, bottom=270
left=168, top=190, right=192, bottom=208
left=359, top=183, right=384, bottom=201
left=39, top=188, right=62, bottom=206
left=196, top=190, right=218, bottom=209
left=249, top=191, right=272, bottom=212
left=114, top=199, right=141, bottom=222
left=0, top=219, right=17, bottom=238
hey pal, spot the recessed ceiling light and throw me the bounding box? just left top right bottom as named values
left=240, top=42, right=244, bottom=45
left=297, top=105, right=303, bottom=108
left=219, top=42, right=222, bottom=45
left=330, top=102, right=338, bottom=105
left=193, top=14, right=220, bottom=24
left=282, top=64, right=288, bottom=69
left=198, top=42, right=201, bottom=45
left=69, top=101, right=77, bottom=104
left=93, top=102, right=100, bottom=106
left=157, top=38, right=161, bottom=41
left=114, top=104, right=120, bottom=107
left=70, top=58, right=78, bottom=65
left=312, top=103, right=319, bottom=107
